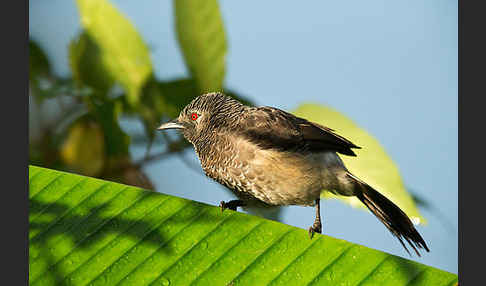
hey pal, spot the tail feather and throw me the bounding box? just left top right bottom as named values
left=348, top=173, right=430, bottom=256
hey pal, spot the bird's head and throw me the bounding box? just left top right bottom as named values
left=157, top=92, right=246, bottom=144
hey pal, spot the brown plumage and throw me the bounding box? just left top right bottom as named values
left=157, top=92, right=429, bottom=256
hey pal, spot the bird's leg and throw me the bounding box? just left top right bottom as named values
left=308, top=198, right=322, bottom=239
left=219, top=200, right=245, bottom=212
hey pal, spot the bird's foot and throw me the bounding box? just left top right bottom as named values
left=308, top=220, right=322, bottom=239
left=219, top=200, right=244, bottom=212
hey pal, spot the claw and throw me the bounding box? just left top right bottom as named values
left=308, top=227, right=315, bottom=239
left=308, top=223, right=322, bottom=239
left=219, top=200, right=244, bottom=212
left=219, top=201, right=226, bottom=212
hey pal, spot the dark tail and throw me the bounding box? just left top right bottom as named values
left=348, top=173, right=430, bottom=256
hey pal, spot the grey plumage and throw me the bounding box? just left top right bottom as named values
left=157, top=92, right=429, bottom=256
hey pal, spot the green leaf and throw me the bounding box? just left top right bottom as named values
left=174, top=0, right=227, bottom=93
left=292, top=104, right=426, bottom=224
left=29, top=39, right=62, bottom=103
left=30, top=39, right=90, bottom=101
left=91, top=100, right=130, bottom=160
left=75, top=0, right=153, bottom=105
left=28, top=39, right=92, bottom=100
left=29, top=40, right=51, bottom=83
left=69, top=32, right=115, bottom=95
left=29, top=165, right=456, bottom=285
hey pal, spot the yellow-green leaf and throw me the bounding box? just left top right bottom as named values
left=75, top=0, right=153, bottom=105
left=292, top=104, right=426, bottom=225
left=60, top=121, right=105, bottom=177
left=174, top=0, right=227, bottom=93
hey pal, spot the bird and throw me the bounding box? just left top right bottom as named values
left=157, top=92, right=429, bottom=256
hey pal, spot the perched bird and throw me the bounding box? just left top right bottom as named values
left=157, top=92, right=429, bottom=256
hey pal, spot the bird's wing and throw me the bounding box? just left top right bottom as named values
left=239, top=106, right=360, bottom=156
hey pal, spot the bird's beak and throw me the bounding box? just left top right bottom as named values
left=157, top=119, right=185, bottom=130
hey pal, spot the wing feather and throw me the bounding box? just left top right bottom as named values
left=239, top=107, right=360, bottom=156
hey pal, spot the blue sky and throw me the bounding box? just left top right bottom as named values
left=30, top=0, right=457, bottom=273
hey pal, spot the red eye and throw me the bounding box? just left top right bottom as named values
left=191, top=113, right=198, bottom=121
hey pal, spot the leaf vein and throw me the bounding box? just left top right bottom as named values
left=84, top=197, right=192, bottom=286
left=307, top=244, right=356, bottom=285
left=113, top=204, right=210, bottom=286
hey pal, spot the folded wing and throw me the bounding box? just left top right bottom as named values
left=239, top=106, right=360, bottom=156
